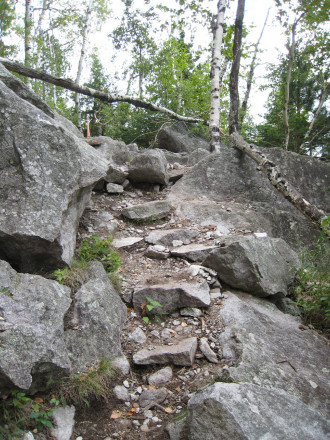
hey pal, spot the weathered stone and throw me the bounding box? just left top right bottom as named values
left=186, top=383, right=329, bottom=440
left=144, top=246, right=170, bottom=260
left=168, top=144, right=330, bottom=250
left=105, top=164, right=129, bottom=184
left=162, top=150, right=189, bottom=165
left=128, top=150, right=169, bottom=185
left=0, top=68, right=109, bottom=272
left=133, top=337, right=198, bottom=366
left=0, top=260, right=71, bottom=394
left=219, top=290, right=330, bottom=416
left=133, top=280, right=210, bottom=315
left=180, top=307, right=203, bottom=318
left=122, top=200, right=172, bottom=221
left=171, top=244, right=217, bottom=262
left=64, top=262, right=126, bottom=370
left=157, top=123, right=210, bottom=154
left=168, top=168, right=186, bottom=183
left=187, top=148, right=211, bottom=166
left=106, top=183, right=124, bottom=193
left=112, top=355, right=130, bottom=375
left=199, top=337, right=218, bottom=363
left=111, top=237, right=144, bottom=249
left=50, top=406, right=75, bottom=440
left=128, top=327, right=147, bottom=344
left=113, top=385, right=130, bottom=402
left=139, top=387, right=167, bottom=408
left=203, top=236, right=300, bottom=297
left=145, top=229, right=199, bottom=246
left=89, top=136, right=138, bottom=165
left=148, top=366, right=173, bottom=386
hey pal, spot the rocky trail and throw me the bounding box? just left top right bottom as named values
left=73, top=179, right=232, bottom=440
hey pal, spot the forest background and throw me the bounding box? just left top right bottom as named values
left=0, top=0, right=329, bottom=157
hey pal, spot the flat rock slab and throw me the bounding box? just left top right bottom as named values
left=219, top=290, right=330, bottom=416
left=203, top=236, right=300, bottom=297
left=133, top=337, right=198, bottom=366
left=133, top=280, right=210, bottom=314
left=111, top=237, right=144, bottom=249
left=121, top=201, right=172, bottom=221
left=186, top=382, right=329, bottom=440
left=171, top=244, right=217, bottom=262
left=145, top=229, right=199, bottom=246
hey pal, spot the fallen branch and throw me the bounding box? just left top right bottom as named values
left=230, top=132, right=326, bottom=227
left=0, top=58, right=207, bottom=126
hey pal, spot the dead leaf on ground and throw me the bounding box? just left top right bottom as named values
left=110, top=410, right=123, bottom=419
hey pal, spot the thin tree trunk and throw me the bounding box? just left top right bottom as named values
left=75, top=0, right=93, bottom=132
left=0, top=58, right=207, bottom=125
left=240, top=7, right=270, bottom=126
left=24, top=0, right=33, bottom=87
left=299, top=81, right=329, bottom=153
left=229, top=0, right=245, bottom=134
left=209, top=0, right=226, bottom=152
left=230, top=132, right=325, bottom=227
left=283, top=12, right=305, bottom=150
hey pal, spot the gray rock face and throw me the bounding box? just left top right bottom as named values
left=90, top=136, right=138, bottom=165
left=0, top=260, right=71, bottom=393
left=157, top=123, right=210, bottom=153
left=50, top=406, right=75, bottom=440
left=105, top=164, right=129, bottom=184
left=133, top=337, right=198, bottom=366
left=145, top=229, right=199, bottom=246
left=168, top=144, right=330, bottom=249
left=106, top=183, right=124, bottom=193
left=121, top=201, right=172, bottom=221
left=187, top=148, right=211, bottom=166
left=186, top=382, right=329, bottom=440
left=133, top=280, right=210, bottom=314
left=0, top=69, right=109, bottom=272
left=64, top=262, right=127, bottom=369
left=139, top=387, right=167, bottom=407
left=203, top=236, right=300, bottom=297
left=171, top=244, right=217, bottom=263
left=128, top=149, right=169, bottom=185
left=219, top=291, right=330, bottom=415
left=148, top=366, right=173, bottom=386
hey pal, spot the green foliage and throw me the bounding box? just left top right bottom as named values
left=0, top=391, right=59, bottom=439
left=60, top=358, right=118, bottom=407
left=142, top=296, right=165, bottom=325
left=0, top=287, right=13, bottom=299
left=292, top=215, right=330, bottom=330
left=77, top=235, right=121, bottom=273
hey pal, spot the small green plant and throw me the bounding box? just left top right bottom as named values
left=292, top=215, right=330, bottom=330
left=60, top=358, right=118, bottom=407
left=142, top=296, right=165, bottom=324
left=0, top=391, right=59, bottom=439
left=77, top=235, right=121, bottom=273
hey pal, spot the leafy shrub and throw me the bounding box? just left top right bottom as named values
left=77, top=235, right=121, bottom=273
left=293, top=215, right=330, bottom=330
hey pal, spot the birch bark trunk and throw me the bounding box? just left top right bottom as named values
left=209, top=0, right=226, bottom=152
left=228, top=0, right=245, bottom=134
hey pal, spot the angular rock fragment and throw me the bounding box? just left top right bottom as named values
left=122, top=201, right=172, bottom=221
left=203, top=236, right=300, bottom=297
left=148, top=366, right=173, bottom=386
left=187, top=382, right=329, bottom=440
left=199, top=337, right=218, bottom=363
left=145, top=229, right=199, bottom=246
left=133, top=280, right=210, bottom=315
left=111, top=237, right=144, bottom=249
left=106, top=183, right=124, bottom=193
left=128, top=150, right=169, bottom=185
left=171, top=244, right=217, bottom=262
left=144, top=245, right=170, bottom=259
left=139, top=387, right=167, bottom=408
left=133, top=337, right=198, bottom=366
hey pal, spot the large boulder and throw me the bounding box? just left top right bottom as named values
left=186, top=382, right=329, bottom=440
left=128, top=149, right=169, bottom=185
left=0, top=260, right=71, bottom=394
left=64, top=262, right=127, bottom=369
left=0, top=65, right=109, bottom=272
left=203, top=236, right=300, bottom=297
left=157, top=123, right=210, bottom=153
left=168, top=144, right=330, bottom=250
left=218, top=290, right=330, bottom=416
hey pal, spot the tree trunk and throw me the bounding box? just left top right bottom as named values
left=299, top=80, right=329, bottom=153
left=209, top=0, right=226, bottom=152
left=229, top=0, right=245, bottom=134
left=24, top=0, right=33, bottom=87
left=75, top=0, right=93, bottom=132
left=283, top=12, right=305, bottom=150
left=239, top=7, right=269, bottom=127
left=230, top=132, right=325, bottom=227
left=0, top=58, right=207, bottom=125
